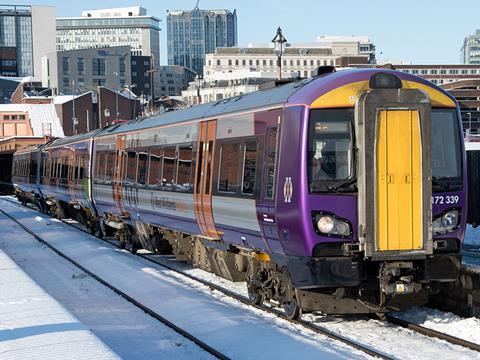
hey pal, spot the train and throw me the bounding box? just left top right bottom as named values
left=12, top=68, right=466, bottom=319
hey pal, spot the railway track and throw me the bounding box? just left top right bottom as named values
left=3, top=196, right=480, bottom=356
left=0, top=207, right=230, bottom=360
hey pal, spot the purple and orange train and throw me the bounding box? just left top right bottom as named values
left=12, top=68, right=466, bottom=319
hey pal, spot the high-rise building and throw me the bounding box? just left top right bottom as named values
left=0, top=5, right=56, bottom=78
left=56, top=7, right=161, bottom=98
left=56, top=7, right=160, bottom=60
left=167, top=6, right=237, bottom=75
left=461, top=30, right=480, bottom=64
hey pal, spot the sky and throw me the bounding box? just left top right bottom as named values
left=17, top=0, right=480, bottom=65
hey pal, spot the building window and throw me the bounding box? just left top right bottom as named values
left=78, top=78, right=85, bottom=88
left=303, top=60, right=307, bottom=66
left=235, top=60, right=239, bottom=66
left=4, top=115, right=10, bottom=120
left=119, top=57, right=126, bottom=76
left=93, top=78, right=106, bottom=86
left=270, top=59, right=273, bottom=66
left=421, top=69, right=428, bottom=74
left=144, top=61, right=149, bottom=66
left=63, top=78, right=70, bottom=89
left=256, top=60, right=259, bottom=66
left=19, top=115, right=25, bottom=120
left=228, top=60, right=232, bottom=66
left=249, top=60, right=253, bottom=66
left=92, top=58, right=106, bottom=76
left=263, top=60, right=267, bottom=66
left=132, top=60, right=137, bottom=65
left=217, top=60, right=221, bottom=66
left=62, top=57, right=69, bottom=75
left=242, top=60, right=246, bottom=66
left=77, top=58, right=84, bottom=75
left=11, top=115, right=17, bottom=120
left=430, top=69, right=437, bottom=74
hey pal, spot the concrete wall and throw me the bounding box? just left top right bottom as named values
left=31, top=6, right=56, bottom=80
left=429, top=266, right=480, bottom=317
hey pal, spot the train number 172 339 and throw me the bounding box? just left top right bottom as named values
left=431, top=195, right=459, bottom=205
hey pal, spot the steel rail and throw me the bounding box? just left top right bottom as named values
left=385, top=315, right=480, bottom=352
left=5, top=197, right=480, bottom=356
left=0, top=207, right=231, bottom=360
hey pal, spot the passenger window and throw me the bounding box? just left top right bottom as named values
left=218, top=142, right=241, bottom=193
left=125, top=151, right=137, bottom=183
left=242, top=141, right=257, bottom=195
left=137, top=150, right=148, bottom=185
left=105, top=151, right=116, bottom=181
left=95, top=151, right=105, bottom=180
left=205, top=141, right=213, bottom=195
left=148, top=147, right=162, bottom=186
left=177, top=146, right=193, bottom=192
left=265, top=128, right=278, bottom=199
left=162, top=146, right=177, bottom=189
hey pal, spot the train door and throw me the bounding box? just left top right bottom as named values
left=356, top=87, right=432, bottom=259
left=258, top=118, right=284, bottom=253
left=114, top=135, right=126, bottom=214
left=194, top=120, right=218, bottom=237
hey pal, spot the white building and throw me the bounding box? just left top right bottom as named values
left=204, top=35, right=375, bottom=79
left=182, top=69, right=299, bottom=105
left=461, top=30, right=480, bottom=64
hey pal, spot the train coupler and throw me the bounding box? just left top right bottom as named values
left=379, top=262, right=422, bottom=297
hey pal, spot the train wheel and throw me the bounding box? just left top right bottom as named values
left=282, top=294, right=302, bottom=320
left=247, top=286, right=265, bottom=305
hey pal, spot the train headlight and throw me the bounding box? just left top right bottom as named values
left=432, top=210, right=460, bottom=235
left=314, top=213, right=352, bottom=237
left=317, top=216, right=334, bottom=234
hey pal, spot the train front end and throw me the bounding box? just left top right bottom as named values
left=280, top=69, right=466, bottom=315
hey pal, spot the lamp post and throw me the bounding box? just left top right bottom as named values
left=104, top=107, right=110, bottom=127
left=72, top=79, right=78, bottom=135
left=272, top=27, right=287, bottom=80
left=467, top=112, right=472, bottom=140
left=194, top=74, right=204, bottom=104
left=113, top=71, right=120, bottom=122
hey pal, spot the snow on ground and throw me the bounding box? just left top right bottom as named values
left=0, top=249, right=118, bottom=360
left=0, top=212, right=215, bottom=360
left=0, top=199, right=368, bottom=360
left=396, top=307, right=480, bottom=344
left=2, top=197, right=480, bottom=359
left=464, top=225, right=480, bottom=247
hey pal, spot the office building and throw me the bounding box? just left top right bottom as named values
left=0, top=5, right=56, bottom=78
left=42, top=46, right=131, bottom=95
left=167, top=6, right=237, bottom=75
left=56, top=7, right=160, bottom=60
left=461, top=30, right=480, bottom=64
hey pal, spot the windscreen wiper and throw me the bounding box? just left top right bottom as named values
left=432, top=176, right=450, bottom=191
left=327, top=178, right=357, bottom=192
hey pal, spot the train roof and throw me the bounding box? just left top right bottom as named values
left=46, top=128, right=106, bottom=147
left=97, top=78, right=307, bottom=137
left=38, top=68, right=457, bottom=149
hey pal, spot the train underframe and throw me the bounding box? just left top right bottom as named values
left=94, top=212, right=463, bottom=320
left=15, top=192, right=461, bottom=320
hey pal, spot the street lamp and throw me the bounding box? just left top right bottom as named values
left=72, top=79, right=78, bottom=135
left=113, top=71, right=120, bottom=122
left=194, top=74, right=204, bottom=104
left=104, top=107, right=110, bottom=127
left=272, top=26, right=287, bottom=80
left=467, top=112, right=472, bottom=140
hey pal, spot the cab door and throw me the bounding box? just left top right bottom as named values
left=194, top=120, right=218, bottom=237
left=376, top=109, right=422, bottom=251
